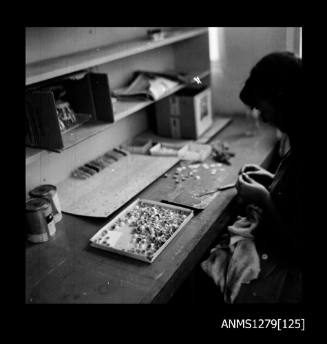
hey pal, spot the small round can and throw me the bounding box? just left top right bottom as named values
left=26, top=198, right=56, bottom=243
left=29, top=184, right=62, bottom=223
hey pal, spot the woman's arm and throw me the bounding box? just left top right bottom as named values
left=237, top=173, right=292, bottom=243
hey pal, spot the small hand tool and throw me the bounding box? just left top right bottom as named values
left=195, top=182, right=236, bottom=197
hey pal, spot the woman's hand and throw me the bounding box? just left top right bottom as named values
left=239, top=164, right=274, bottom=188
left=239, top=163, right=270, bottom=175
left=236, top=173, right=271, bottom=208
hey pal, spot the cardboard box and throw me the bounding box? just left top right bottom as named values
left=155, top=86, right=213, bottom=139
left=149, top=142, right=188, bottom=157
left=121, top=138, right=153, bottom=154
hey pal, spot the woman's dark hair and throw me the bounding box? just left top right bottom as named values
left=240, top=51, right=302, bottom=144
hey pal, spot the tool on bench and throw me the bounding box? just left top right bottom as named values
left=195, top=182, right=236, bottom=197
left=195, top=172, right=253, bottom=197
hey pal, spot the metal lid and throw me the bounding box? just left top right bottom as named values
left=29, top=184, right=56, bottom=197
left=26, top=198, right=50, bottom=212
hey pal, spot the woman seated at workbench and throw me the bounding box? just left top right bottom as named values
left=201, top=51, right=303, bottom=303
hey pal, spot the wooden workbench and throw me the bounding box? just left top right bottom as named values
left=25, top=116, right=278, bottom=304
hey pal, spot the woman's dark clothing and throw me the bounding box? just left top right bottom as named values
left=234, top=149, right=303, bottom=303
left=230, top=51, right=303, bottom=303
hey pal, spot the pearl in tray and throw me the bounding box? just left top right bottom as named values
left=90, top=199, right=193, bottom=262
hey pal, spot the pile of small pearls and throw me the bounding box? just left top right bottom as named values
left=115, top=202, right=188, bottom=260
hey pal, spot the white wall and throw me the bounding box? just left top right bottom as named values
left=210, top=27, right=289, bottom=115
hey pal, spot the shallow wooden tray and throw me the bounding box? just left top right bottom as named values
left=89, top=198, right=193, bottom=263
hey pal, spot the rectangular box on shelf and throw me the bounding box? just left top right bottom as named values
left=25, top=72, right=114, bottom=152
left=120, top=138, right=153, bottom=154
left=155, top=85, right=213, bottom=139
left=149, top=142, right=188, bottom=157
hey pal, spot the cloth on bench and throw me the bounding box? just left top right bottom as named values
left=201, top=204, right=262, bottom=303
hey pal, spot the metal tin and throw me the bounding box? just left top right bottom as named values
left=29, top=184, right=62, bottom=223
left=26, top=198, right=56, bottom=243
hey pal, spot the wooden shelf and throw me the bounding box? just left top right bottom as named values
left=26, top=27, right=208, bottom=86
left=26, top=69, right=210, bottom=165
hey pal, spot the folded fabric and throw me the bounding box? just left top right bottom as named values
left=201, top=205, right=262, bottom=303
left=112, top=73, right=179, bottom=101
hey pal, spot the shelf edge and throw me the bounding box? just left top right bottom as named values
left=26, top=28, right=208, bottom=86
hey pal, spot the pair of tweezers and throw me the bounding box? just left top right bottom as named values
left=196, top=182, right=236, bottom=197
